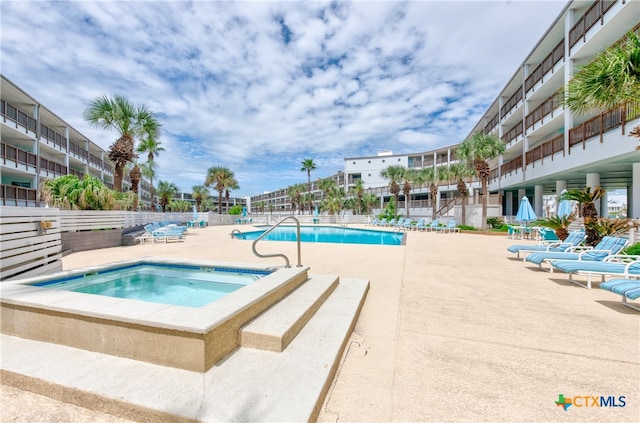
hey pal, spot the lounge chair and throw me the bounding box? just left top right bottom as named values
left=437, top=220, right=459, bottom=234
left=414, top=218, right=427, bottom=231
left=507, top=231, right=585, bottom=260
left=366, top=218, right=379, bottom=226
left=392, top=217, right=406, bottom=230
left=384, top=218, right=397, bottom=228
left=549, top=254, right=640, bottom=289
left=376, top=218, right=388, bottom=227
left=600, top=279, right=640, bottom=311
left=525, top=236, right=628, bottom=270
left=537, top=227, right=559, bottom=241
left=144, top=224, right=185, bottom=243
left=425, top=219, right=439, bottom=232
left=400, top=219, right=415, bottom=231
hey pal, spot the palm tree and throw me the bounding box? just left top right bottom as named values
left=380, top=165, right=405, bottom=219
left=447, top=162, right=476, bottom=226
left=362, top=193, right=379, bottom=216
left=564, top=31, right=640, bottom=148
left=156, top=180, right=178, bottom=213
left=287, top=183, right=306, bottom=214
left=456, top=132, right=506, bottom=229
left=191, top=185, right=209, bottom=211
left=84, top=95, right=160, bottom=192
left=139, top=160, right=157, bottom=210
left=204, top=166, right=239, bottom=214
left=349, top=179, right=365, bottom=215
left=401, top=168, right=421, bottom=218
left=137, top=133, right=164, bottom=206
left=561, top=187, right=606, bottom=246
left=421, top=166, right=447, bottom=220
left=301, top=159, right=317, bottom=213
left=534, top=214, right=575, bottom=241
left=322, top=183, right=345, bottom=216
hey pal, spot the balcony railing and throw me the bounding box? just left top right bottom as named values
left=494, top=101, right=638, bottom=178
left=501, top=85, right=523, bottom=118
left=525, top=92, right=562, bottom=130
left=525, top=39, right=565, bottom=93
left=500, top=156, right=523, bottom=178
left=1, top=100, right=37, bottom=133
left=40, top=123, right=67, bottom=151
left=40, top=157, right=67, bottom=176
left=569, top=102, right=639, bottom=149
left=1, top=184, right=37, bottom=206
left=69, top=142, right=89, bottom=161
left=569, top=0, right=618, bottom=49
left=1, top=142, right=37, bottom=168
left=525, top=134, right=564, bottom=167
left=484, top=113, right=499, bottom=134
left=88, top=153, right=103, bottom=169
left=69, top=168, right=84, bottom=178
left=502, top=120, right=523, bottom=144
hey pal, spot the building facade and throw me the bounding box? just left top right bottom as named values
left=339, top=0, right=640, bottom=220
left=478, top=0, right=640, bottom=218
left=1, top=75, right=152, bottom=208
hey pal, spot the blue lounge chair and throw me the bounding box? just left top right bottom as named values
left=425, top=219, right=439, bottom=232
left=437, top=220, right=459, bottom=234
left=550, top=255, right=640, bottom=289
left=400, top=219, right=415, bottom=231
left=393, top=217, right=406, bottom=230
left=600, top=279, right=640, bottom=311
left=537, top=227, right=559, bottom=241
left=525, top=236, right=628, bottom=270
left=414, top=218, right=427, bottom=231
left=507, top=231, right=586, bottom=260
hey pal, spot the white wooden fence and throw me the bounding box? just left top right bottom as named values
left=0, top=206, right=62, bottom=281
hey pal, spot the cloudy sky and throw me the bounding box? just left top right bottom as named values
left=2, top=0, right=567, bottom=197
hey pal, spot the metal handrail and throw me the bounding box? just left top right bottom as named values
left=251, top=215, right=302, bottom=268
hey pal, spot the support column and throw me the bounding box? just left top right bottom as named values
left=518, top=188, right=526, bottom=201
left=534, top=185, right=544, bottom=217
left=555, top=180, right=567, bottom=195
left=505, top=191, right=514, bottom=216
left=601, top=191, right=609, bottom=218
left=631, top=163, right=640, bottom=219
left=586, top=173, right=601, bottom=216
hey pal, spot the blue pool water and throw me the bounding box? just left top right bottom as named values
left=234, top=225, right=404, bottom=245
left=30, top=263, right=272, bottom=307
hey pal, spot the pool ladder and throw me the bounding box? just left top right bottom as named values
left=251, top=215, right=302, bottom=268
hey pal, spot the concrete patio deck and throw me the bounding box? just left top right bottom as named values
left=1, top=224, right=639, bottom=422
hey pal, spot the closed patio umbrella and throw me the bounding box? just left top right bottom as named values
left=557, top=189, right=573, bottom=218
left=515, top=196, right=537, bottom=225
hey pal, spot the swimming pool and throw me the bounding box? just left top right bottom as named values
left=234, top=225, right=405, bottom=245
left=30, top=263, right=271, bottom=308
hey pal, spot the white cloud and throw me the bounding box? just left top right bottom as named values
left=1, top=0, right=567, bottom=195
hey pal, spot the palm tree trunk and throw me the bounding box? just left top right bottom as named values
left=114, top=163, right=125, bottom=193
left=481, top=178, right=488, bottom=230
left=461, top=196, right=467, bottom=226
left=218, top=190, right=223, bottom=214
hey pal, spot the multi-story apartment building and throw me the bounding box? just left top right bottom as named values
left=340, top=0, right=640, bottom=220
left=250, top=172, right=345, bottom=214
left=1, top=75, right=152, bottom=208
left=478, top=0, right=640, bottom=218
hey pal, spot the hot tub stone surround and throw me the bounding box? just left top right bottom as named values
left=0, top=257, right=309, bottom=372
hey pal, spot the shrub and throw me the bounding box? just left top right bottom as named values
left=621, top=242, right=640, bottom=255
left=228, top=204, right=243, bottom=215
left=486, top=217, right=504, bottom=229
